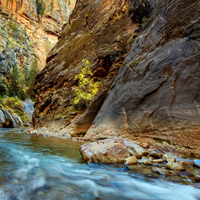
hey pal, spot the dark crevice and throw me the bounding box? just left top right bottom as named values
left=140, top=79, right=167, bottom=104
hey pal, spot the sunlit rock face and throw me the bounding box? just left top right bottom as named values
left=0, top=0, right=75, bottom=69
left=33, top=0, right=142, bottom=131
left=87, top=0, right=200, bottom=155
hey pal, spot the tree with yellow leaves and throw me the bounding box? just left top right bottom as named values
left=74, top=59, right=99, bottom=107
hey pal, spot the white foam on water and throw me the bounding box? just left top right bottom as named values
left=30, top=176, right=46, bottom=190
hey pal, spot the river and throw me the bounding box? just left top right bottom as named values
left=0, top=128, right=200, bottom=200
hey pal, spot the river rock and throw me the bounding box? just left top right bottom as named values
left=163, top=154, right=176, bottom=163
left=125, top=156, right=137, bottom=165
left=152, top=167, right=174, bottom=176
left=123, top=139, right=149, bottom=158
left=79, top=139, right=131, bottom=163
left=152, top=159, right=163, bottom=163
left=171, top=162, right=186, bottom=171
left=150, top=149, right=163, bottom=159
left=179, top=172, right=194, bottom=177
left=193, top=160, right=200, bottom=168
left=166, top=161, right=173, bottom=169
left=195, top=175, right=200, bottom=181
left=138, top=157, right=153, bottom=165
left=180, top=161, right=193, bottom=166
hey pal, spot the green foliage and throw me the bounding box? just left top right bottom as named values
left=73, top=60, right=100, bottom=107
left=26, top=58, right=39, bottom=98
left=9, top=64, right=20, bottom=97
left=2, top=96, right=30, bottom=122
left=50, top=1, right=54, bottom=13
left=36, top=0, right=45, bottom=20
left=55, top=114, right=65, bottom=119
left=4, top=58, right=38, bottom=100
left=141, top=16, right=149, bottom=27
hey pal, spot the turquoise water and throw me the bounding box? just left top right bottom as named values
left=0, top=128, right=200, bottom=200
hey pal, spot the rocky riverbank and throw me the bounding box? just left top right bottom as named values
left=79, top=138, right=200, bottom=184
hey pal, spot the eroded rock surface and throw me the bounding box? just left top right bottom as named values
left=0, top=0, right=75, bottom=68
left=33, top=0, right=146, bottom=135
left=85, top=0, right=200, bottom=154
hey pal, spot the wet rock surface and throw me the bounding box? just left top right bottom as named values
left=80, top=138, right=200, bottom=184
left=152, top=167, right=174, bottom=177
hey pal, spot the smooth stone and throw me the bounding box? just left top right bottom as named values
left=166, top=161, right=173, bottom=169
left=179, top=172, right=194, bottom=177
left=125, top=156, right=137, bottom=165
left=171, top=162, right=186, bottom=171
left=79, top=139, right=131, bottom=163
left=152, top=159, right=163, bottom=163
left=163, top=154, right=176, bottom=162
left=152, top=167, right=174, bottom=176
left=180, top=161, right=193, bottom=166
left=193, top=159, right=200, bottom=168
left=138, top=157, right=153, bottom=165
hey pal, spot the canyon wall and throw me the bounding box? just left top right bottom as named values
left=0, top=0, right=75, bottom=69
left=33, top=0, right=200, bottom=155
left=86, top=0, right=200, bottom=155
left=33, top=0, right=144, bottom=132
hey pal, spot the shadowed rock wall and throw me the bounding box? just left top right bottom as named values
left=86, top=0, right=200, bottom=154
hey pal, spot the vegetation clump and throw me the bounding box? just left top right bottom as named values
left=0, top=58, right=38, bottom=100
left=73, top=59, right=100, bottom=107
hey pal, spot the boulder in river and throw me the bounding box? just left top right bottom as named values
left=79, top=139, right=149, bottom=163
left=79, top=139, right=131, bottom=163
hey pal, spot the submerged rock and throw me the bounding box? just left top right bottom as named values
left=179, top=172, right=194, bottom=178
left=153, top=167, right=174, bottom=177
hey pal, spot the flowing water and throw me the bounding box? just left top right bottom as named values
left=0, top=128, right=200, bottom=200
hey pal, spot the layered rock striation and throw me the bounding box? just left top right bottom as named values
left=0, top=0, right=75, bottom=69
left=86, top=0, right=200, bottom=154
left=33, top=0, right=144, bottom=133
left=34, top=0, right=200, bottom=155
